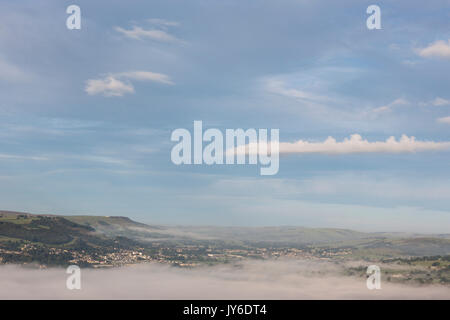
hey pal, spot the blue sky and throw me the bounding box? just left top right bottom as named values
left=0, top=0, right=449, bottom=232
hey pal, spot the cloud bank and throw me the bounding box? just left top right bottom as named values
left=0, top=261, right=448, bottom=299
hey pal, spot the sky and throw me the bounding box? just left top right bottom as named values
left=0, top=0, right=449, bottom=232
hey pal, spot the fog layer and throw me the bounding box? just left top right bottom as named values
left=0, top=260, right=448, bottom=299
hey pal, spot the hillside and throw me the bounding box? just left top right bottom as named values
left=0, top=210, right=449, bottom=268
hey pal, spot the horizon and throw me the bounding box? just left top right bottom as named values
left=2, top=209, right=450, bottom=235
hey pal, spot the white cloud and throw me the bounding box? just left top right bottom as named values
left=236, top=134, right=450, bottom=155
left=437, top=116, right=450, bottom=124
left=115, top=26, right=178, bottom=43
left=419, top=97, right=450, bottom=107
left=115, top=19, right=181, bottom=42
left=85, top=76, right=134, bottom=97
left=278, top=134, right=450, bottom=154
left=417, top=39, right=450, bottom=59
left=85, top=71, right=173, bottom=97
left=372, top=98, right=408, bottom=114
left=431, top=97, right=450, bottom=106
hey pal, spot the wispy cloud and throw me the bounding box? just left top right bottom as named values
left=0, top=152, right=128, bottom=166
left=372, top=98, right=409, bottom=114
left=70, top=155, right=129, bottom=166
left=115, top=26, right=178, bottom=42
left=114, top=19, right=181, bottom=43
left=264, top=78, right=326, bottom=102
left=416, top=39, right=450, bottom=59
left=0, top=56, right=31, bottom=83
left=115, top=71, right=174, bottom=84
left=85, top=71, right=173, bottom=97
left=85, top=76, right=134, bottom=97
left=147, top=18, right=179, bottom=28
left=437, top=116, right=450, bottom=124
left=418, top=97, right=450, bottom=108
left=0, top=153, right=48, bottom=161
left=431, top=97, right=450, bottom=107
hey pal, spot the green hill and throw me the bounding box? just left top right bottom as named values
left=0, top=210, right=449, bottom=265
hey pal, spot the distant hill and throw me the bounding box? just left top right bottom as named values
left=1, top=210, right=449, bottom=258
left=0, top=211, right=140, bottom=249
left=64, top=215, right=148, bottom=228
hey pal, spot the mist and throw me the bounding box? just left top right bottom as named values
left=0, top=260, right=449, bottom=299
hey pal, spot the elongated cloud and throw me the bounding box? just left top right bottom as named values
left=115, top=71, right=174, bottom=84
left=0, top=153, right=48, bottom=161
left=280, top=134, right=450, bottom=154
left=115, top=26, right=179, bottom=43
left=85, top=71, right=173, bottom=97
left=115, top=19, right=180, bottom=42
left=235, top=134, right=450, bottom=155
left=265, top=78, right=325, bottom=102
left=417, top=40, right=450, bottom=59
left=372, top=98, right=408, bottom=113
left=431, top=97, right=450, bottom=106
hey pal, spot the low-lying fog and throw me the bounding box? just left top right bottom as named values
left=0, top=260, right=448, bottom=299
